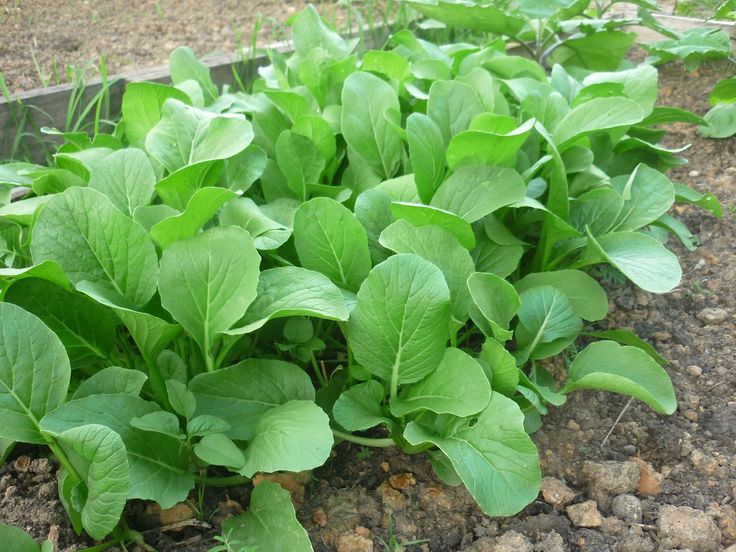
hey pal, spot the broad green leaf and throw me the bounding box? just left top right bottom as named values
left=568, top=187, right=624, bottom=236
left=159, top=226, right=260, bottom=355
left=477, top=338, right=519, bottom=396
left=5, top=279, right=119, bottom=366
left=194, top=433, right=245, bottom=468
left=88, top=148, right=156, bottom=217
left=155, top=160, right=223, bottom=211
left=390, top=202, right=475, bottom=250
left=700, top=103, right=736, bottom=138
left=220, top=197, right=291, bottom=251
left=710, top=77, right=736, bottom=105
left=552, top=97, right=644, bottom=150
left=293, top=197, right=371, bottom=292
left=446, top=119, right=535, bottom=170
left=472, top=239, right=524, bottom=278
left=240, top=400, right=333, bottom=477
left=146, top=99, right=253, bottom=173
left=40, top=394, right=193, bottom=508
left=0, top=195, right=53, bottom=226
left=190, top=359, right=315, bottom=440
left=0, top=303, right=70, bottom=443
left=225, top=145, right=268, bottom=194
left=333, top=381, right=391, bottom=431
left=585, top=231, right=681, bottom=293
left=514, top=270, right=608, bottom=322
left=673, top=183, right=722, bottom=217
left=292, top=4, right=351, bottom=61
left=264, top=90, right=313, bottom=124
left=166, top=380, right=196, bottom=419
left=55, top=424, right=129, bottom=540
left=354, top=188, right=394, bottom=265
left=380, top=219, right=474, bottom=324
left=642, top=27, right=731, bottom=70
left=131, top=411, right=184, bottom=439
left=292, top=115, right=337, bottom=162
left=121, top=82, right=191, bottom=148
left=612, top=164, right=675, bottom=231
left=404, top=0, right=525, bottom=35
left=362, top=50, right=411, bottom=82
left=641, top=106, right=707, bottom=126
left=32, top=187, right=159, bottom=307
left=133, top=205, right=179, bottom=231
left=406, top=113, right=446, bottom=203
left=341, top=72, right=402, bottom=179
left=390, top=348, right=490, bottom=417
left=168, top=46, right=218, bottom=104
left=0, top=523, right=43, bottom=552
left=227, top=267, right=349, bottom=335
left=0, top=261, right=71, bottom=296
left=430, top=166, right=526, bottom=222
left=73, top=367, right=148, bottom=400
left=467, top=272, right=520, bottom=341
left=582, top=65, right=658, bottom=116
left=550, top=31, right=636, bottom=71
left=403, top=393, right=540, bottom=516
left=276, top=131, right=325, bottom=200
left=563, top=340, right=676, bottom=414
left=515, top=286, right=582, bottom=361
left=150, top=187, right=237, bottom=248
left=583, top=328, right=666, bottom=366
left=348, top=254, right=451, bottom=390
left=187, top=415, right=231, bottom=438
left=427, top=80, right=484, bottom=145
left=221, top=481, right=313, bottom=552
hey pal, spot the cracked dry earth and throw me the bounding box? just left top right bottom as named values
left=0, top=59, right=735, bottom=552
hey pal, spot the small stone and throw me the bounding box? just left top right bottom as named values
left=566, top=419, right=581, bottom=431
left=697, top=307, right=728, bottom=325
left=657, top=505, right=721, bottom=552
left=13, top=455, right=31, bottom=472
left=600, top=516, right=626, bottom=535
left=581, top=461, right=639, bottom=508
left=683, top=409, right=699, bottom=422
left=533, top=531, right=564, bottom=552
left=465, top=536, right=495, bottom=552
left=336, top=531, right=374, bottom=552
left=689, top=170, right=700, bottom=177
left=726, top=545, right=736, bottom=552
left=613, top=536, right=656, bottom=552
left=540, top=477, right=576, bottom=508
left=717, top=505, right=736, bottom=545
left=686, top=365, right=703, bottom=377
left=312, top=506, right=327, bottom=527
left=567, top=500, right=602, bottom=528
left=493, top=531, right=533, bottom=552
left=380, top=462, right=390, bottom=472
left=611, top=494, right=642, bottom=524
left=376, top=481, right=406, bottom=511
left=388, top=472, right=416, bottom=490
left=252, top=471, right=309, bottom=505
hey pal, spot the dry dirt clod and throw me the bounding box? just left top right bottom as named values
left=376, top=481, right=407, bottom=511
left=252, top=471, right=309, bottom=505
left=388, top=472, right=416, bottom=490
left=657, top=504, right=722, bottom=552
left=492, top=531, right=533, bottom=552
left=581, top=461, right=639, bottom=509
left=717, top=505, right=736, bottom=545
left=697, top=307, right=729, bottom=325
left=612, top=535, right=656, bottom=552
left=533, top=531, right=565, bottom=552
left=632, top=457, right=664, bottom=496
left=611, top=494, right=643, bottom=524
left=566, top=500, right=602, bottom=528
left=336, top=530, right=374, bottom=552
left=312, top=506, right=327, bottom=527
left=540, top=477, right=576, bottom=508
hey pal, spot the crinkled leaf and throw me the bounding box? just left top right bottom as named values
left=333, top=381, right=391, bottom=431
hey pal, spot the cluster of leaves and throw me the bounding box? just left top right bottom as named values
left=0, top=3, right=724, bottom=550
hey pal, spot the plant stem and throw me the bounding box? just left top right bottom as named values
left=310, top=351, right=328, bottom=387
left=333, top=429, right=395, bottom=448
left=193, top=474, right=251, bottom=487
left=45, top=440, right=82, bottom=487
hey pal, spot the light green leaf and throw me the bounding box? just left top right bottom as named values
left=341, top=72, right=402, bottom=179
left=166, top=380, right=196, bottom=419
left=568, top=187, right=624, bottom=236
left=582, top=65, right=658, bottom=116
left=0, top=303, right=70, bottom=443
left=333, top=381, right=391, bottom=431
left=404, top=0, right=525, bottom=35
left=0, top=261, right=71, bottom=296
left=467, top=272, right=520, bottom=342
left=159, top=226, right=260, bottom=355
left=550, top=31, right=635, bottom=71
left=477, top=338, right=519, bottom=396
left=32, top=187, right=159, bottom=307
left=220, top=197, right=291, bottom=251
left=515, top=286, right=583, bottom=361
left=674, top=183, right=722, bottom=218
left=427, top=80, right=484, bottom=145
left=40, top=394, right=193, bottom=508
left=348, top=254, right=451, bottom=390
left=406, top=113, right=446, bottom=203
left=276, top=131, right=325, bottom=200
left=403, top=393, right=540, bottom=516
left=221, top=480, right=313, bottom=552
left=121, top=82, right=191, bottom=148
left=0, top=523, right=43, bottom=552
left=583, top=328, right=666, bottom=366
left=0, top=195, right=53, bottom=226
left=155, top=160, right=222, bottom=211
left=564, top=340, right=676, bottom=414
left=585, top=231, right=681, bottom=293
left=514, top=270, right=608, bottom=322
left=700, top=103, right=736, bottom=138
left=380, top=219, right=475, bottom=325
left=612, top=164, right=675, bottom=231
left=168, top=46, right=218, bottom=104
left=431, top=166, right=526, bottom=223
left=190, top=359, right=315, bottom=440
left=390, top=348, right=490, bottom=417
left=552, top=97, right=644, bottom=150
left=73, top=367, right=147, bottom=400
left=354, top=188, right=394, bottom=265
left=187, top=415, right=231, bottom=438
left=240, top=400, right=333, bottom=477
left=130, top=411, right=183, bottom=440
left=194, top=433, right=245, bottom=468
left=146, top=99, right=253, bottom=173
left=150, top=187, right=237, bottom=248
left=390, top=202, right=475, bottom=250
left=88, top=148, right=156, bottom=217
left=293, top=197, right=371, bottom=292
left=293, top=4, right=351, bottom=61
left=446, top=119, right=535, bottom=170
left=472, top=239, right=524, bottom=278
left=227, top=267, right=349, bottom=335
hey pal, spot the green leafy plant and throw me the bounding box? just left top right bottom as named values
left=0, top=3, right=723, bottom=550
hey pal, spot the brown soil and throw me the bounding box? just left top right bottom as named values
left=1, top=16, right=736, bottom=552
left=0, top=0, right=381, bottom=94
